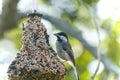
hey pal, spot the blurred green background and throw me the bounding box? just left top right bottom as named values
left=0, top=0, right=120, bottom=80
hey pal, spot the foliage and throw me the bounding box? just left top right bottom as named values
left=104, top=21, right=120, bottom=66
left=5, top=27, right=22, bottom=49
left=0, top=0, right=120, bottom=80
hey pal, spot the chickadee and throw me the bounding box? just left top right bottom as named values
left=54, top=32, right=79, bottom=80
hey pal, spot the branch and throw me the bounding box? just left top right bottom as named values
left=0, top=0, right=19, bottom=38
left=79, top=0, right=101, bottom=79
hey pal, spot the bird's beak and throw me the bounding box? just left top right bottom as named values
left=54, top=33, right=57, bottom=36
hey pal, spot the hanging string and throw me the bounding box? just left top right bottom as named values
left=32, top=0, right=38, bottom=13
left=28, top=0, right=42, bottom=18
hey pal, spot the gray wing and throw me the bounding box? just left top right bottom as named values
left=62, top=41, right=75, bottom=65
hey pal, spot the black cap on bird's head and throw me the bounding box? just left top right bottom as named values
left=54, top=32, right=68, bottom=38
left=54, top=32, right=68, bottom=41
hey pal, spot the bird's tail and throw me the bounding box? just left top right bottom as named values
left=68, top=61, right=80, bottom=80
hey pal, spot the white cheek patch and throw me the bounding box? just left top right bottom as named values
left=59, top=36, right=68, bottom=42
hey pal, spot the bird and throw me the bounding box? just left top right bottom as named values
left=54, top=32, right=79, bottom=80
